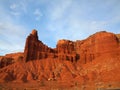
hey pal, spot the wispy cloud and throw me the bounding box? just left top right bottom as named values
left=48, top=0, right=73, bottom=21
left=0, top=20, right=27, bottom=55
left=10, top=3, right=17, bottom=10
left=0, top=1, right=28, bottom=55
left=46, top=0, right=120, bottom=41
left=34, top=9, right=42, bottom=21
left=10, top=2, right=27, bottom=16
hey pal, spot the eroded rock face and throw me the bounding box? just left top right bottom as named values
left=0, top=57, right=13, bottom=68
left=24, top=29, right=55, bottom=62
left=24, top=30, right=120, bottom=64
left=56, top=39, right=79, bottom=62
left=57, top=40, right=75, bottom=54
left=0, top=52, right=23, bottom=68
left=56, top=31, right=119, bottom=64
left=75, top=31, right=119, bottom=64
left=0, top=30, right=120, bottom=84
left=116, top=34, right=120, bottom=42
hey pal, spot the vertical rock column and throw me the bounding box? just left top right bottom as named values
left=24, top=29, right=39, bottom=62
left=24, top=29, right=56, bottom=62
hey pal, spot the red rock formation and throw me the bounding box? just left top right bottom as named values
left=0, top=30, right=120, bottom=88
left=0, top=57, right=13, bottom=68
left=24, top=29, right=55, bottom=62
left=56, top=39, right=79, bottom=62
left=116, top=34, right=120, bottom=42
left=56, top=31, right=119, bottom=64
left=75, top=31, right=119, bottom=64
left=23, top=30, right=120, bottom=64
left=0, top=52, right=23, bottom=68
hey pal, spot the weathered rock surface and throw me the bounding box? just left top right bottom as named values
left=0, top=52, right=23, bottom=68
left=116, top=34, right=120, bottom=42
left=75, top=31, right=119, bottom=64
left=0, top=30, right=120, bottom=85
left=24, top=29, right=55, bottom=62
left=57, top=39, right=79, bottom=62
left=24, top=30, right=120, bottom=64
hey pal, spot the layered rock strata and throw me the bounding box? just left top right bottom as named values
left=24, top=30, right=120, bottom=64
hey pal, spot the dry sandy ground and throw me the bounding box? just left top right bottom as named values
left=0, top=81, right=120, bottom=90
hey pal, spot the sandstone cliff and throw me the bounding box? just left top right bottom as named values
left=24, top=29, right=55, bottom=62
left=0, top=30, right=120, bottom=86
left=24, top=30, right=120, bottom=65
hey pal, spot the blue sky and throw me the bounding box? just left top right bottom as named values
left=0, top=0, right=120, bottom=55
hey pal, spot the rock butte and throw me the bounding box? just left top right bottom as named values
left=0, top=30, right=120, bottom=86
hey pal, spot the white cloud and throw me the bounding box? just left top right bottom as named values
left=0, top=3, right=28, bottom=55
left=48, top=0, right=73, bottom=21
left=34, top=9, right=42, bottom=21
left=10, top=3, right=17, bottom=10
left=10, top=3, right=20, bottom=16
left=0, top=20, right=27, bottom=55
left=10, top=2, right=27, bottom=16
left=46, top=0, right=120, bottom=42
left=11, top=11, right=21, bottom=16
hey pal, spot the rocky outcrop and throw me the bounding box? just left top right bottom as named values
left=0, top=52, right=23, bottom=68
left=24, top=29, right=55, bottom=62
left=24, top=30, right=120, bottom=64
left=0, top=57, right=14, bottom=68
left=75, top=31, right=119, bottom=64
left=116, top=34, right=120, bottom=42
left=0, top=30, right=120, bottom=84
left=55, top=31, right=119, bottom=64
left=56, top=39, right=79, bottom=62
